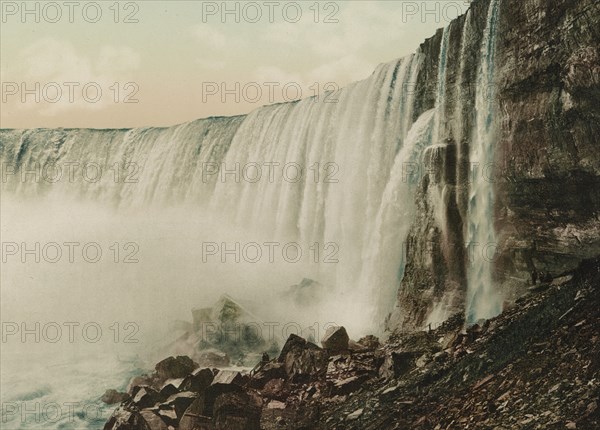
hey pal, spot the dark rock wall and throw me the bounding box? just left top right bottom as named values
left=389, top=0, right=600, bottom=331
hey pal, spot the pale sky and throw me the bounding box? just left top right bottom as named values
left=0, top=1, right=470, bottom=129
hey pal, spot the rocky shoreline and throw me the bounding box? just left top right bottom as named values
left=103, top=257, right=599, bottom=429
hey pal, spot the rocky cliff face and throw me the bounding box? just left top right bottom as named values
left=388, top=0, right=600, bottom=331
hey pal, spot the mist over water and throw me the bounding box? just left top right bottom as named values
left=1, top=3, right=505, bottom=426
left=1, top=53, right=434, bottom=338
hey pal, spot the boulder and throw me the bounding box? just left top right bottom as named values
left=211, top=370, right=246, bottom=386
left=139, top=411, right=168, bottom=430
left=357, top=335, right=381, bottom=350
left=159, top=379, right=184, bottom=399
left=348, top=340, right=368, bottom=352
left=278, top=334, right=328, bottom=383
left=132, top=387, right=160, bottom=409
left=156, top=408, right=178, bottom=427
left=181, top=368, right=214, bottom=393
left=213, top=391, right=262, bottom=430
left=249, top=362, right=286, bottom=388
left=261, top=378, right=287, bottom=400
left=179, top=398, right=213, bottom=430
left=321, top=326, right=349, bottom=352
left=155, top=356, right=197, bottom=380
left=203, top=371, right=247, bottom=416
left=103, top=406, right=149, bottom=430
left=163, top=391, right=198, bottom=418
left=101, top=389, right=130, bottom=405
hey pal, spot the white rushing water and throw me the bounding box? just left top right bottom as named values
left=0, top=54, right=434, bottom=427
left=466, top=0, right=503, bottom=324
left=1, top=52, right=440, bottom=336
left=0, top=3, right=507, bottom=426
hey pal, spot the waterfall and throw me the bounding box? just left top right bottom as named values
left=432, top=27, right=451, bottom=143
left=359, top=26, right=450, bottom=327
left=0, top=54, right=430, bottom=335
left=466, top=0, right=503, bottom=324
left=455, top=9, right=473, bottom=147
left=0, top=7, right=499, bottom=334
left=359, top=109, right=435, bottom=326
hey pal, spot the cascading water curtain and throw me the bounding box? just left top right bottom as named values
left=466, top=0, right=503, bottom=324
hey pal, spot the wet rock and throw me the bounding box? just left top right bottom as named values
left=203, top=371, right=247, bottom=417
left=212, top=370, right=246, bottom=386
left=159, top=379, right=184, bottom=399
left=179, top=398, right=212, bottom=430
left=213, top=391, right=262, bottom=430
left=181, top=368, right=214, bottom=393
left=156, top=408, right=178, bottom=427
left=155, top=356, right=197, bottom=380
left=140, top=411, right=168, bottom=430
left=321, top=326, right=349, bottom=352
left=278, top=334, right=328, bottom=383
left=261, top=378, right=286, bottom=400
left=249, top=361, right=286, bottom=388
left=163, top=391, right=198, bottom=418
left=348, top=339, right=368, bottom=352
left=132, top=387, right=161, bottom=409
left=104, top=406, right=149, bottom=430
left=357, top=335, right=381, bottom=350
left=101, top=389, right=130, bottom=405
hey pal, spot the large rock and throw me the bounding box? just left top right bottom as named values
left=104, top=406, right=149, bottom=430
left=249, top=361, right=286, bottom=388
left=211, top=370, right=246, bottom=386
left=155, top=356, right=197, bottom=380
left=163, top=391, right=198, bottom=418
left=203, top=371, right=247, bottom=416
left=181, top=367, right=214, bottom=393
left=132, top=387, right=160, bottom=409
left=139, top=411, right=168, bottom=430
left=278, top=334, right=328, bottom=383
left=261, top=378, right=287, bottom=400
left=357, top=335, right=381, bottom=350
left=179, top=398, right=213, bottom=430
left=213, top=391, right=262, bottom=430
left=101, top=389, right=130, bottom=405
left=321, top=326, right=349, bottom=352
left=159, top=378, right=184, bottom=399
